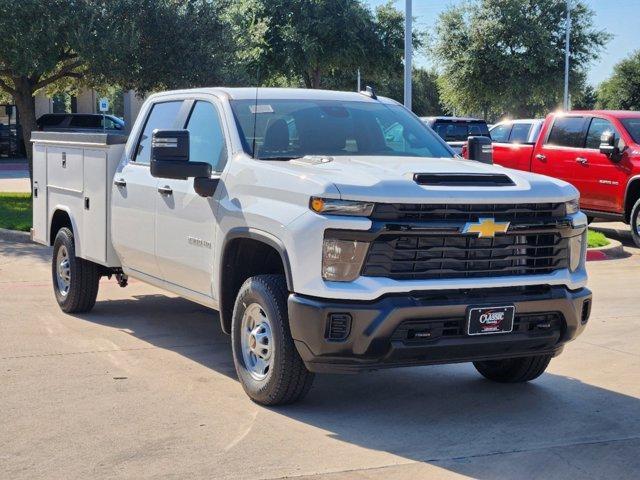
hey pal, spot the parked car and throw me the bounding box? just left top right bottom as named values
left=36, top=113, right=125, bottom=132
left=32, top=88, right=591, bottom=405
left=422, top=116, right=490, bottom=154
left=488, top=119, right=544, bottom=170
left=474, top=111, right=640, bottom=246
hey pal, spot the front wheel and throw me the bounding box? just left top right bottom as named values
left=52, top=227, right=100, bottom=313
left=231, top=274, right=314, bottom=405
left=630, top=198, right=640, bottom=248
left=473, top=354, right=552, bottom=383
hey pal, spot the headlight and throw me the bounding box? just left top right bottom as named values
left=310, top=197, right=375, bottom=216
left=565, top=198, right=580, bottom=215
left=322, top=238, right=369, bottom=281
left=568, top=231, right=586, bottom=272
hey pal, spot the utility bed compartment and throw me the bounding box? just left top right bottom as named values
left=31, top=131, right=127, bottom=267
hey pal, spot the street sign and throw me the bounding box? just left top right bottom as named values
left=98, top=98, right=109, bottom=112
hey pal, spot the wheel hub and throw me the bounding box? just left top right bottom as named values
left=55, top=245, right=71, bottom=296
left=240, top=303, right=273, bottom=380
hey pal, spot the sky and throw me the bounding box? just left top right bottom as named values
left=364, top=0, right=640, bottom=86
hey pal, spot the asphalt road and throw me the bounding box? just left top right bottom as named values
left=1, top=230, right=639, bottom=480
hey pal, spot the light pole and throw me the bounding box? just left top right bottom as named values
left=563, top=0, right=572, bottom=110
left=404, top=0, right=412, bottom=111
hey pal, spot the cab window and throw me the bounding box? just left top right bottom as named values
left=490, top=124, right=511, bottom=143
left=509, top=123, right=532, bottom=143
left=184, top=101, right=227, bottom=172
left=585, top=118, right=621, bottom=150
left=546, top=117, right=587, bottom=148
left=134, top=101, right=183, bottom=164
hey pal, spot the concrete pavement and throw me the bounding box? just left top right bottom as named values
left=1, top=232, right=639, bottom=480
left=0, top=158, right=30, bottom=193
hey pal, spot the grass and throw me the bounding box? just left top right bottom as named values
left=587, top=229, right=609, bottom=248
left=0, top=192, right=32, bottom=232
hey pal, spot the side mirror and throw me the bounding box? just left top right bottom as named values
left=150, top=129, right=212, bottom=180
left=599, top=131, right=621, bottom=161
left=467, top=136, right=493, bottom=164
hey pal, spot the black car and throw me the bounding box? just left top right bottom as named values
left=36, top=113, right=125, bottom=133
left=422, top=116, right=490, bottom=155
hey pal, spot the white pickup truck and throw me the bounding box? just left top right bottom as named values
left=32, top=88, right=592, bottom=405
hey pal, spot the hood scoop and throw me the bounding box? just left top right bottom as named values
left=291, top=155, right=333, bottom=166
left=413, top=173, right=515, bottom=187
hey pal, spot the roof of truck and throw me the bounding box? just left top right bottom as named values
left=561, top=110, right=640, bottom=118
left=149, top=87, right=400, bottom=104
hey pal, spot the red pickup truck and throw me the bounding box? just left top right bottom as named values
left=484, top=111, right=640, bottom=246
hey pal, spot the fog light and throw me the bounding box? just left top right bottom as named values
left=569, top=231, right=586, bottom=272
left=322, top=238, right=369, bottom=281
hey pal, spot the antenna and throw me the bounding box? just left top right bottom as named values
left=251, top=67, right=260, bottom=159
left=359, top=85, right=377, bottom=100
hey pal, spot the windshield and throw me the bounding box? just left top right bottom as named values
left=432, top=121, right=490, bottom=142
left=621, top=118, right=640, bottom=144
left=230, top=99, right=452, bottom=160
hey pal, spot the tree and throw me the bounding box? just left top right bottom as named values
left=432, top=0, right=610, bottom=119
left=573, top=83, right=597, bottom=110
left=0, top=0, right=232, bottom=180
left=597, top=50, right=640, bottom=110
left=253, top=0, right=415, bottom=90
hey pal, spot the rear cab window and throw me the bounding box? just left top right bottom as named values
left=490, top=123, right=512, bottom=143
left=134, top=101, right=183, bottom=164
left=433, top=121, right=489, bottom=142
left=545, top=116, right=588, bottom=148
left=509, top=123, right=533, bottom=143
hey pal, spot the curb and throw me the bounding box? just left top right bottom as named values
left=0, top=227, right=32, bottom=243
left=587, top=238, right=625, bottom=261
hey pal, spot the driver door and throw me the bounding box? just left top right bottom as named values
left=154, top=99, right=227, bottom=296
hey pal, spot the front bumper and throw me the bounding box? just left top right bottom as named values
left=288, top=285, right=592, bottom=373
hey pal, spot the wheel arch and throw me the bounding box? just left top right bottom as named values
left=624, top=176, right=640, bottom=223
left=49, top=207, right=76, bottom=246
left=217, top=228, right=293, bottom=334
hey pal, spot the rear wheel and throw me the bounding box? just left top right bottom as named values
left=630, top=198, right=640, bottom=248
left=52, top=227, right=100, bottom=313
left=473, top=354, right=552, bottom=383
left=231, top=274, right=314, bottom=405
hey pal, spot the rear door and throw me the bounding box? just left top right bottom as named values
left=532, top=116, right=589, bottom=189
left=154, top=99, right=227, bottom=296
left=111, top=100, right=184, bottom=278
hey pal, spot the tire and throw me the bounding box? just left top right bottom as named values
left=586, top=216, right=594, bottom=225
left=630, top=198, right=640, bottom=248
left=52, top=227, right=100, bottom=313
left=231, top=274, right=314, bottom=405
left=473, top=354, right=552, bottom=383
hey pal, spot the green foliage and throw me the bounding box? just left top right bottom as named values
left=587, top=229, right=609, bottom=248
left=0, top=192, right=31, bottom=232
left=433, top=0, right=610, bottom=119
left=597, top=50, right=640, bottom=110
left=573, top=84, right=597, bottom=110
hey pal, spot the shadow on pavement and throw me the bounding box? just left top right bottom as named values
left=73, top=292, right=640, bottom=478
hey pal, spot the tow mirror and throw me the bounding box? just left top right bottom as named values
left=599, top=131, right=621, bottom=162
left=467, top=136, right=493, bottom=164
left=150, top=129, right=211, bottom=181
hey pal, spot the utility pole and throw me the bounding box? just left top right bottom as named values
left=404, top=0, right=412, bottom=111
left=357, top=68, right=361, bottom=92
left=563, top=0, right=571, bottom=111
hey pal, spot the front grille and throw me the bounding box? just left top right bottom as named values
left=371, top=203, right=565, bottom=223
left=391, top=313, right=563, bottom=344
left=363, top=232, right=568, bottom=280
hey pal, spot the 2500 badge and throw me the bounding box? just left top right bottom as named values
left=467, top=305, right=515, bottom=336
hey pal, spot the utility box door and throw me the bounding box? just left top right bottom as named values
left=47, top=146, right=83, bottom=192
left=82, top=149, right=108, bottom=264
left=32, top=144, right=48, bottom=244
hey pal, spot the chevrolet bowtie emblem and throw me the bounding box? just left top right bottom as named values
left=462, top=218, right=510, bottom=238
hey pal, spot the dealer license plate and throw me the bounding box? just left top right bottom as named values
left=467, top=306, right=515, bottom=336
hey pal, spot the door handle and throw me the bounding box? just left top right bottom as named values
left=576, top=157, right=588, bottom=165
left=535, top=154, right=546, bottom=161
left=158, top=185, right=173, bottom=196
left=114, top=178, right=127, bottom=187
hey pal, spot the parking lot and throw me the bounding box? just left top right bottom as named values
left=1, top=228, right=639, bottom=480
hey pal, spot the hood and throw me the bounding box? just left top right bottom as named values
left=283, top=155, right=578, bottom=204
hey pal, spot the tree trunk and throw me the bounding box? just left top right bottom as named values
left=12, top=78, right=36, bottom=187
left=311, top=68, right=321, bottom=89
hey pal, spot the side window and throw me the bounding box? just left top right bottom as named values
left=185, top=101, right=227, bottom=172
left=70, top=115, right=102, bottom=128
left=509, top=123, right=532, bottom=143
left=585, top=118, right=620, bottom=150
left=546, top=117, right=587, bottom=148
left=134, top=101, right=183, bottom=164
left=490, top=124, right=511, bottom=143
